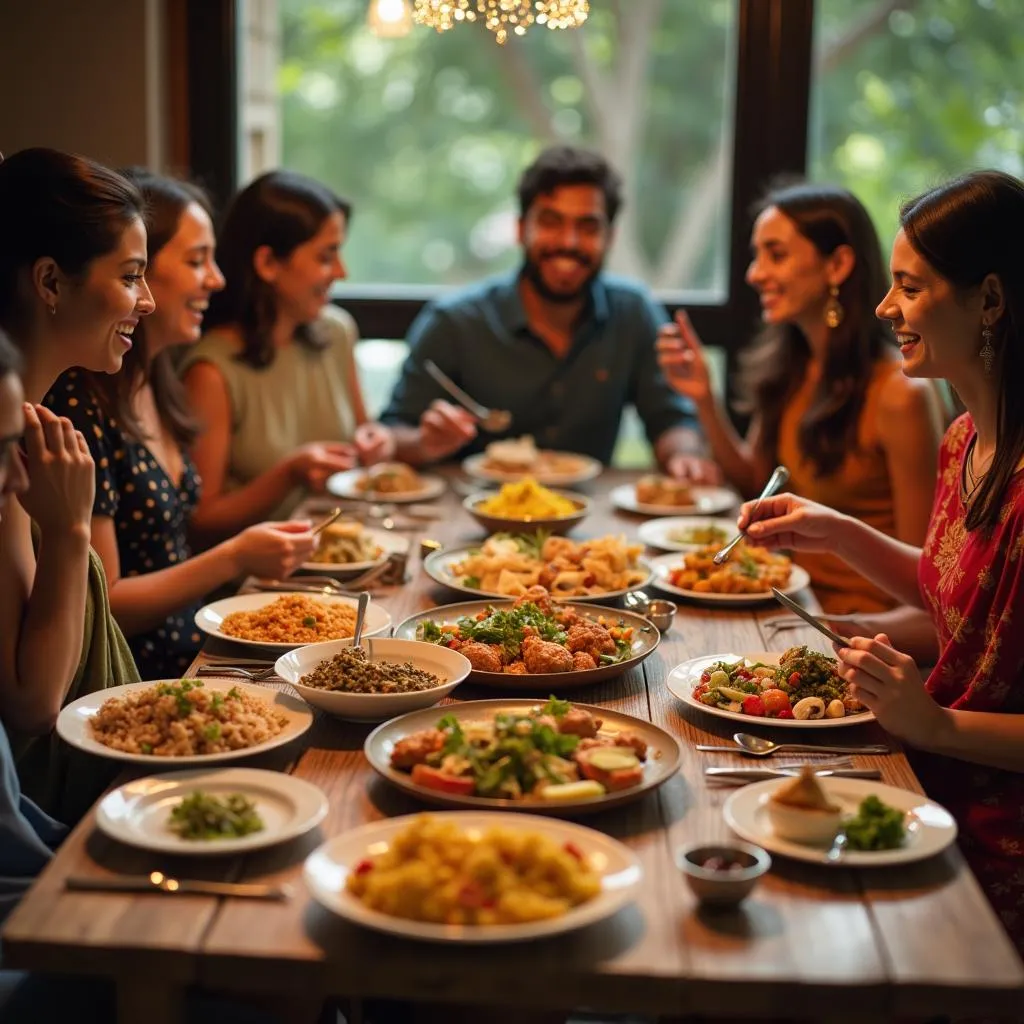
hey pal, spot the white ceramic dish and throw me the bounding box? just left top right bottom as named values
left=275, top=637, right=471, bottom=722
left=423, top=543, right=653, bottom=604
left=95, top=768, right=328, bottom=855
left=610, top=483, right=737, bottom=517
left=462, top=451, right=602, bottom=488
left=299, top=526, right=408, bottom=577
left=56, top=679, right=313, bottom=766
left=637, top=516, right=737, bottom=552
left=304, top=810, right=642, bottom=942
left=723, top=777, right=958, bottom=866
left=648, top=553, right=811, bottom=605
left=194, top=592, right=392, bottom=651
left=665, top=652, right=876, bottom=728
left=326, top=468, right=446, bottom=504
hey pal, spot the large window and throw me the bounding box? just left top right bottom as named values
left=277, top=0, right=737, bottom=298
left=809, top=0, right=1024, bottom=248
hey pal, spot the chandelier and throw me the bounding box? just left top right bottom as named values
left=413, top=1, right=590, bottom=45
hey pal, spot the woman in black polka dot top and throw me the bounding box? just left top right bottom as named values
left=45, top=171, right=316, bottom=679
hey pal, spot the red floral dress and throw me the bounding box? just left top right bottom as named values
left=916, top=413, right=1024, bottom=956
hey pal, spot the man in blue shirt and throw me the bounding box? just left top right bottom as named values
left=384, top=145, right=718, bottom=479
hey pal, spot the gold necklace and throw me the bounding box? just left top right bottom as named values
left=960, top=435, right=992, bottom=504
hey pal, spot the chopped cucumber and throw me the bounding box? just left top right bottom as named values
left=539, top=780, right=606, bottom=801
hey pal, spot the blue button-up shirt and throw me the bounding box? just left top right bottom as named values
left=381, top=272, right=697, bottom=464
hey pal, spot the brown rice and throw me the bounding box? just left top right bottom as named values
left=89, top=680, right=288, bottom=756
left=220, top=594, right=358, bottom=644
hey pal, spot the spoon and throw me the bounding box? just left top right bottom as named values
left=623, top=590, right=651, bottom=615
left=352, top=591, right=370, bottom=655
left=732, top=732, right=891, bottom=757
left=424, top=360, right=513, bottom=433
left=713, top=464, right=789, bottom=565
left=826, top=829, right=848, bottom=862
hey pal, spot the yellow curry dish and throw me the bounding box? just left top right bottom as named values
left=476, top=478, right=580, bottom=519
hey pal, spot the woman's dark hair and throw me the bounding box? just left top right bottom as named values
left=900, top=170, right=1024, bottom=531
left=79, top=169, right=213, bottom=447
left=517, top=145, right=623, bottom=225
left=0, top=326, right=22, bottom=379
left=736, top=181, right=893, bottom=478
left=204, top=170, right=351, bottom=369
left=0, top=147, right=144, bottom=340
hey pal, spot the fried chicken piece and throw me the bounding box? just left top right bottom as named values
left=503, top=661, right=528, bottom=675
left=575, top=730, right=648, bottom=761
left=557, top=706, right=602, bottom=738
left=459, top=641, right=503, bottom=673
left=521, top=634, right=573, bottom=673
left=572, top=651, right=597, bottom=671
left=540, top=536, right=577, bottom=561
left=514, top=586, right=554, bottom=615
left=565, top=622, right=616, bottom=661
left=390, top=728, right=446, bottom=768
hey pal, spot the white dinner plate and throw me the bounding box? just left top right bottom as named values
left=610, top=483, right=737, bottom=517
left=299, top=527, right=408, bottom=577
left=666, top=652, right=876, bottom=729
left=723, top=777, right=958, bottom=866
left=95, top=768, right=328, bottom=855
left=304, top=811, right=642, bottom=943
left=648, top=552, right=811, bottom=605
left=637, top=516, right=738, bottom=552
left=326, top=468, right=446, bottom=504
left=462, top=451, right=602, bottom=488
left=194, top=592, right=392, bottom=650
left=422, top=543, right=653, bottom=604
left=56, top=679, right=313, bottom=766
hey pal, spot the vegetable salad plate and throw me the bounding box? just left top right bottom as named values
left=723, top=777, right=957, bottom=866
left=305, top=811, right=642, bottom=942
left=422, top=542, right=653, bottom=604
left=326, top=467, right=446, bottom=504
left=637, top=516, right=738, bottom=552
left=648, top=552, right=811, bottom=605
left=392, top=599, right=660, bottom=690
left=95, top=768, right=328, bottom=855
left=194, top=591, right=392, bottom=651
left=610, top=483, right=737, bottom=517
left=57, top=679, right=313, bottom=766
left=364, top=698, right=682, bottom=816
left=666, top=652, right=876, bottom=728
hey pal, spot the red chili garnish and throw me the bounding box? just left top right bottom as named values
left=355, top=859, right=374, bottom=875
left=788, top=671, right=801, bottom=686
left=700, top=671, right=711, bottom=683
left=564, top=841, right=584, bottom=861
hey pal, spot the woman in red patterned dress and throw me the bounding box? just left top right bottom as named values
left=735, top=169, right=1024, bottom=956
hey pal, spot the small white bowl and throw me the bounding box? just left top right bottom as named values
left=463, top=490, right=590, bottom=536
left=275, top=638, right=471, bottom=722
left=765, top=796, right=843, bottom=846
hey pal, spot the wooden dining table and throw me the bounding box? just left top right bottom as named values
left=3, top=469, right=1023, bottom=1024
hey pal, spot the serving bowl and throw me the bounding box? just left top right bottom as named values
left=677, top=841, right=771, bottom=907
left=275, top=638, right=471, bottom=722
left=462, top=489, right=590, bottom=536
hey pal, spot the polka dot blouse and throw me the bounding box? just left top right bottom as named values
left=45, top=370, right=204, bottom=679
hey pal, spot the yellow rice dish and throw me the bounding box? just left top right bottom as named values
left=476, top=478, right=579, bottom=519
left=346, top=815, right=600, bottom=925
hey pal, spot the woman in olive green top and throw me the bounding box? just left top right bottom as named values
left=0, top=149, right=143, bottom=817
left=182, top=170, right=396, bottom=537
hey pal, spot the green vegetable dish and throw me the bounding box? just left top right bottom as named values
left=844, top=795, right=906, bottom=851
left=692, top=645, right=867, bottom=721
left=167, top=790, right=264, bottom=841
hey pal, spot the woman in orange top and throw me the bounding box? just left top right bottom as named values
left=658, top=182, right=945, bottom=615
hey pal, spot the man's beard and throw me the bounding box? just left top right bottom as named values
left=520, top=250, right=602, bottom=305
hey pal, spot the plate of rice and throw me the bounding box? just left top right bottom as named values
left=56, top=678, right=313, bottom=765
left=194, top=592, right=392, bottom=650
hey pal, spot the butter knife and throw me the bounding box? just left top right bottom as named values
left=67, top=875, right=292, bottom=900
left=705, top=767, right=881, bottom=782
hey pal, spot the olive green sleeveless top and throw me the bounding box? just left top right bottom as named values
left=179, top=306, right=360, bottom=520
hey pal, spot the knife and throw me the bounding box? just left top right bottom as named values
left=770, top=587, right=852, bottom=647
left=705, top=767, right=882, bottom=782
left=67, top=874, right=292, bottom=900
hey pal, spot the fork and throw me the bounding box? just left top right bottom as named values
left=196, top=665, right=279, bottom=681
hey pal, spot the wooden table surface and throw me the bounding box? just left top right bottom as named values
left=4, top=470, right=1023, bottom=1023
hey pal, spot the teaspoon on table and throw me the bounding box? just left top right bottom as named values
left=423, top=359, right=513, bottom=433
left=730, top=732, right=890, bottom=757
left=712, top=464, right=789, bottom=565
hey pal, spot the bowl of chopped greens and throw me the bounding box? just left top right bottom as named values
left=392, top=594, right=660, bottom=690
left=276, top=638, right=471, bottom=721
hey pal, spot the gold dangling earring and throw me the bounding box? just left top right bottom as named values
left=980, top=325, right=995, bottom=374
left=825, top=284, right=844, bottom=329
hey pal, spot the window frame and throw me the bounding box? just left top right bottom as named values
left=185, top=0, right=815, bottom=368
